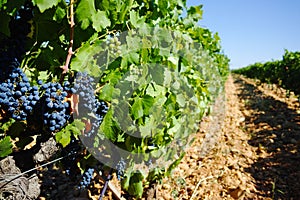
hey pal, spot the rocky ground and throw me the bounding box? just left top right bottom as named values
left=1, top=74, right=299, bottom=199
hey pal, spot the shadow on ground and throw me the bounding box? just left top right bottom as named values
left=234, top=76, right=300, bottom=199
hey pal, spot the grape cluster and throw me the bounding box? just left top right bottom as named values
left=73, top=72, right=97, bottom=117
left=115, top=158, right=127, bottom=180
left=106, top=34, right=122, bottom=57
left=41, top=82, right=70, bottom=132
left=0, top=67, right=40, bottom=120
left=72, top=72, right=109, bottom=137
left=79, top=168, right=95, bottom=188
left=85, top=100, right=109, bottom=137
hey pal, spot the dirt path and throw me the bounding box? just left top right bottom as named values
left=154, top=74, right=300, bottom=199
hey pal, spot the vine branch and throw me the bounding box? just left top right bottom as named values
left=60, top=0, right=75, bottom=81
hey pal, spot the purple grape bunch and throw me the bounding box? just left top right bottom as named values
left=40, top=82, right=70, bottom=132
left=79, top=168, right=95, bottom=188
left=72, top=72, right=109, bottom=137
left=0, top=67, right=39, bottom=120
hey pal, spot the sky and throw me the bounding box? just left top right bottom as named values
left=186, top=0, right=300, bottom=69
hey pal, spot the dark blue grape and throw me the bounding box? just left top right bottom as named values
left=40, top=82, right=70, bottom=132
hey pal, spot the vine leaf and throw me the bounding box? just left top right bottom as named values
left=100, top=109, right=118, bottom=142
left=55, top=128, right=71, bottom=147
left=76, top=0, right=96, bottom=30
left=128, top=171, right=144, bottom=198
left=91, top=11, right=111, bottom=32
left=53, top=5, right=66, bottom=22
left=131, top=97, right=143, bottom=120
left=129, top=10, right=145, bottom=28
left=55, top=120, right=85, bottom=147
left=33, top=0, right=60, bottom=13
left=99, top=83, right=114, bottom=102
left=141, top=95, right=154, bottom=115
left=187, top=5, right=203, bottom=20
left=0, top=136, right=13, bottom=157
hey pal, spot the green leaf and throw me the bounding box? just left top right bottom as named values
left=129, top=10, right=145, bottom=28
left=71, top=41, right=103, bottom=77
left=117, top=133, right=125, bottom=142
left=187, top=5, right=203, bottom=20
left=76, top=0, right=96, bottom=29
left=154, top=28, right=173, bottom=44
left=91, top=11, right=111, bottom=32
left=55, top=120, right=85, bottom=147
left=99, top=83, right=114, bottom=101
left=139, top=116, right=155, bottom=137
left=129, top=10, right=138, bottom=28
left=149, top=65, right=164, bottom=85
left=0, top=118, right=15, bottom=133
left=142, top=95, right=154, bottom=115
left=73, top=119, right=86, bottom=135
left=157, top=0, right=168, bottom=16
left=131, top=97, right=143, bottom=120
left=53, top=5, right=66, bottom=22
left=128, top=171, right=144, bottom=198
left=121, top=169, right=132, bottom=190
left=124, top=52, right=139, bottom=64
left=33, top=0, right=60, bottom=13
left=38, top=71, right=50, bottom=82
left=100, top=109, right=118, bottom=141
left=0, top=0, right=8, bottom=10
left=0, top=136, right=13, bottom=157
left=55, top=128, right=71, bottom=147
left=166, top=153, right=185, bottom=176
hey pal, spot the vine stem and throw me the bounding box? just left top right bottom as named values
left=60, top=0, right=75, bottom=82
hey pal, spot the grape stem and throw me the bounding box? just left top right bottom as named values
left=60, top=0, right=75, bottom=81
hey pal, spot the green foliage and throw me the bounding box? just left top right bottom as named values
left=233, top=50, right=300, bottom=96
left=55, top=120, right=85, bottom=147
left=0, top=136, right=13, bottom=157
left=0, top=0, right=230, bottom=198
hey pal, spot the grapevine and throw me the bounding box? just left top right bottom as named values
left=0, top=0, right=230, bottom=199
left=233, top=50, right=300, bottom=97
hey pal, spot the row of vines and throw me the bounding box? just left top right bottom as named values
left=233, top=50, right=300, bottom=97
left=0, top=0, right=229, bottom=198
